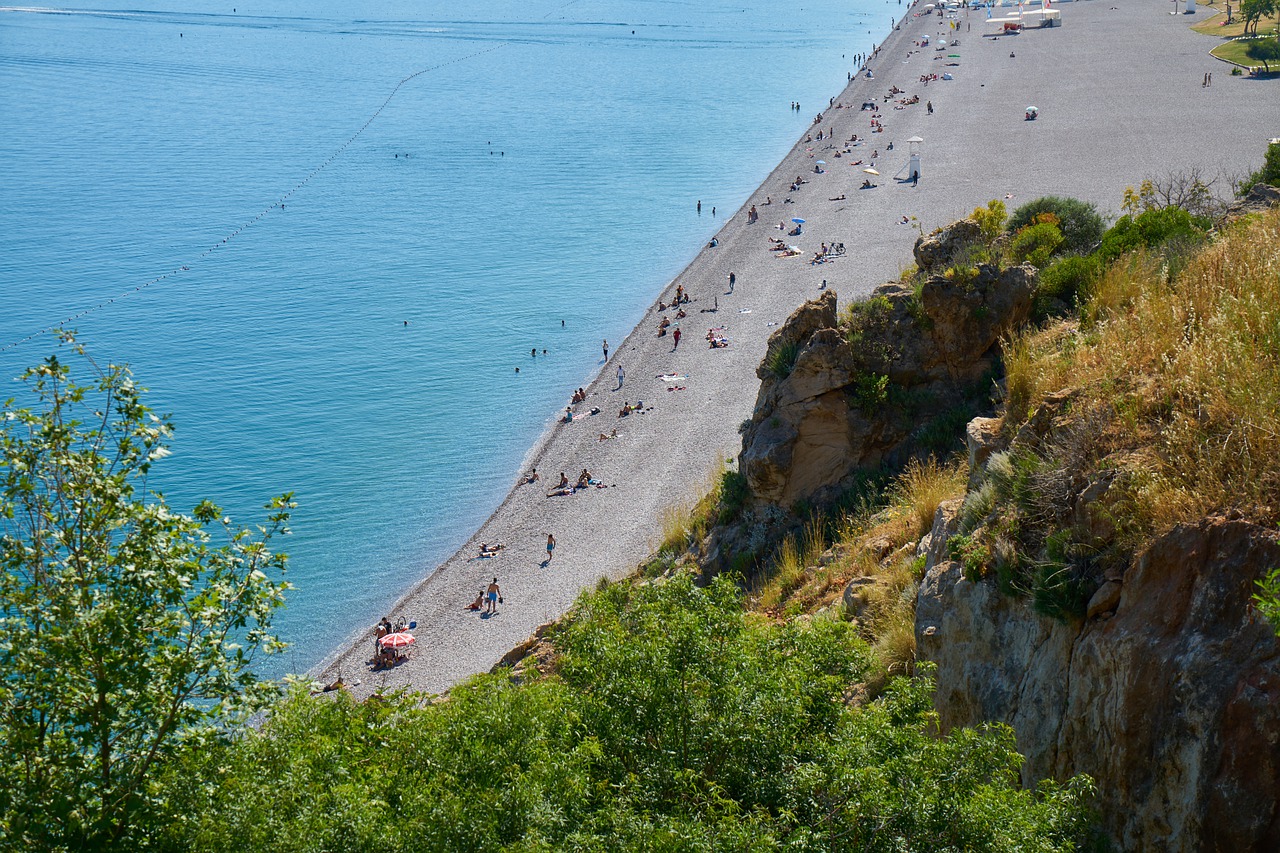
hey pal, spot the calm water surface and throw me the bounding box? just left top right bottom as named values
left=0, top=0, right=888, bottom=673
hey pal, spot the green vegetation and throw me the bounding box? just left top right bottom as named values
left=1009, top=221, right=1065, bottom=268
left=1034, top=254, right=1102, bottom=320
left=1005, top=205, right=1280, bottom=564
left=0, top=340, right=292, bottom=851
left=161, top=574, right=1096, bottom=852
left=1240, top=140, right=1280, bottom=195
left=1241, top=0, right=1278, bottom=35
left=1098, top=206, right=1211, bottom=263
left=972, top=198, right=1008, bottom=246
left=1008, top=196, right=1105, bottom=255
left=1254, top=566, right=1280, bottom=634
left=1246, top=32, right=1280, bottom=70
left=763, top=337, right=800, bottom=379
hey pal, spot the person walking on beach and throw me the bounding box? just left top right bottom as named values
left=486, top=578, right=501, bottom=614
left=546, top=534, right=556, bottom=564
left=616, top=364, right=625, bottom=388
left=672, top=327, right=681, bottom=351
left=602, top=339, right=609, bottom=361
left=728, top=271, right=736, bottom=293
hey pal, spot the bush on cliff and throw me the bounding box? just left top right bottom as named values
left=1239, top=140, right=1280, bottom=196
left=1004, top=207, right=1280, bottom=555
left=158, top=574, right=1098, bottom=852
left=1096, top=206, right=1209, bottom=264
left=1008, top=196, right=1105, bottom=255
left=1008, top=221, right=1065, bottom=269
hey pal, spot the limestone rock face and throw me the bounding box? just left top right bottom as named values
left=913, top=218, right=982, bottom=273
left=1225, top=182, right=1280, bottom=218
left=738, top=261, right=1034, bottom=509
left=916, top=514, right=1280, bottom=851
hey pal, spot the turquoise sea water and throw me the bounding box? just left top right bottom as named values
left=1, top=0, right=887, bottom=674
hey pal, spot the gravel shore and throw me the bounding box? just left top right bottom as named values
left=317, top=0, right=1274, bottom=698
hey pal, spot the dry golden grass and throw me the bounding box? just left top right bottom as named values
left=891, top=456, right=969, bottom=539
left=654, top=464, right=727, bottom=555
left=1003, top=208, right=1280, bottom=540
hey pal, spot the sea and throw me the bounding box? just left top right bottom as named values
left=0, top=0, right=891, bottom=676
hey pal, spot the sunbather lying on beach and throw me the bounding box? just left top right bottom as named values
left=598, top=429, right=618, bottom=441
left=829, top=194, right=846, bottom=200
left=478, top=543, right=505, bottom=557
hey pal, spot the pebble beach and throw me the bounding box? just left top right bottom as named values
left=317, top=0, right=1276, bottom=698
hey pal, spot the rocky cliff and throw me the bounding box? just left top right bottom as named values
left=917, top=498, right=1280, bottom=851
left=737, top=220, right=1036, bottom=509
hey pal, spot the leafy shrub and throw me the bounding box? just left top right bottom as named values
left=1008, top=196, right=1106, bottom=254
left=718, top=468, right=750, bottom=523
left=161, top=575, right=1098, bottom=851
left=1009, top=221, right=1065, bottom=268
left=1034, top=254, right=1102, bottom=320
left=764, top=338, right=801, bottom=379
left=1098, top=206, right=1210, bottom=264
left=850, top=372, right=890, bottom=413
left=1239, top=140, right=1280, bottom=196
left=971, top=198, right=1008, bottom=244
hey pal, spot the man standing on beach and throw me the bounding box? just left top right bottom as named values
left=486, top=578, right=501, bottom=614
left=546, top=534, right=556, bottom=564
left=728, top=271, right=736, bottom=293
left=602, top=339, right=609, bottom=361
left=616, top=364, right=625, bottom=388
left=672, top=327, right=681, bottom=351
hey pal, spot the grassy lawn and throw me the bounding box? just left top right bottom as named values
left=1210, top=35, right=1279, bottom=67
left=1189, top=5, right=1280, bottom=68
left=1190, top=10, right=1276, bottom=39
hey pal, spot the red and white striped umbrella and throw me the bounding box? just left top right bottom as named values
left=379, top=632, right=416, bottom=649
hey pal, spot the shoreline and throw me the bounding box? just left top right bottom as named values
left=316, top=0, right=1274, bottom=697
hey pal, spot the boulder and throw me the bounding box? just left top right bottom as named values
left=913, top=218, right=982, bottom=273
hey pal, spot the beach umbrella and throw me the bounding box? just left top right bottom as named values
left=863, top=168, right=880, bottom=175
left=379, top=632, right=416, bottom=649
left=792, top=218, right=806, bottom=224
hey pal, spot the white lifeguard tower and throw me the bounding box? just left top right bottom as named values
left=895, top=135, right=924, bottom=182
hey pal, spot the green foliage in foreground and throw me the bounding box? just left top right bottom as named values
left=0, top=341, right=292, bottom=852
left=159, top=575, right=1096, bottom=852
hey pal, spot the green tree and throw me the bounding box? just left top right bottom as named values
left=1240, top=0, right=1276, bottom=36
left=0, top=339, right=293, bottom=851
left=1245, top=32, right=1280, bottom=71
left=161, top=574, right=1098, bottom=851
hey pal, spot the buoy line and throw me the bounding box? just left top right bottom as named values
left=1, top=41, right=510, bottom=354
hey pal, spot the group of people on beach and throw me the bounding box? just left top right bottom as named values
left=467, top=578, right=502, bottom=614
